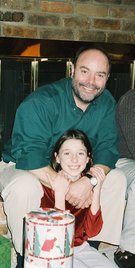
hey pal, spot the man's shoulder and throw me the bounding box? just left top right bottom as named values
left=30, top=77, right=70, bottom=97
left=117, top=89, right=135, bottom=124
left=103, top=89, right=115, bottom=99
left=20, top=77, right=71, bottom=107
left=99, top=89, right=116, bottom=106
left=118, top=89, right=135, bottom=106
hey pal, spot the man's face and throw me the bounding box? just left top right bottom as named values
left=72, top=49, right=110, bottom=104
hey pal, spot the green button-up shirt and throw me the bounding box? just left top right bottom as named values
left=3, top=77, right=119, bottom=170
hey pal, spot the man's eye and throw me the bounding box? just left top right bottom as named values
left=97, top=73, right=105, bottom=78
left=81, top=69, right=87, bottom=74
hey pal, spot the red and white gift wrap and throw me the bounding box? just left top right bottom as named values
left=24, top=208, right=75, bottom=268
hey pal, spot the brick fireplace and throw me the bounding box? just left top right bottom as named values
left=0, top=0, right=135, bottom=57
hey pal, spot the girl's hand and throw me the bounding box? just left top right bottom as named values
left=90, top=166, right=106, bottom=191
left=47, top=171, right=71, bottom=211
left=48, top=171, right=71, bottom=196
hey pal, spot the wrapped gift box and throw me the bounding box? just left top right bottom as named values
left=0, top=235, right=11, bottom=268
left=24, top=208, right=75, bottom=268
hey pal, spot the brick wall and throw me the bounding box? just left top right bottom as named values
left=0, top=0, right=135, bottom=44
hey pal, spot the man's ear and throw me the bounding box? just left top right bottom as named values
left=71, top=63, right=74, bottom=78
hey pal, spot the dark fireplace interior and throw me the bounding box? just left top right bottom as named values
left=0, top=37, right=135, bottom=158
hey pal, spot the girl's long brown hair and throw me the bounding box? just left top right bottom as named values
left=51, top=129, right=93, bottom=173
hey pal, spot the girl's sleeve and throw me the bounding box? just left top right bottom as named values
left=84, top=208, right=103, bottom=238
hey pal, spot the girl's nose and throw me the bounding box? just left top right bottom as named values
left=71, top=154, right=78, bottom=162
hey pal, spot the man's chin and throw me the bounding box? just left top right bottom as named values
left=83, top=91, right=103, bottom=102
left=81, top=96, right=95, bottom=103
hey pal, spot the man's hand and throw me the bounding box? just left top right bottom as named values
left=65, top=176, right=93, bottom=209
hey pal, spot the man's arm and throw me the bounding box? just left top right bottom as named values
left=66, top=164, right=109, bottom=209
left=30, top=164, right=93, bottom=209
left=30, top=166, right=70, bottom=211
left=29, top=165, right=57, bottom=188
left=65, top=176, right=93, bottom=209
left=30, top=164, right=110, bottom=210
left=91, top=164, right=110, bottom=175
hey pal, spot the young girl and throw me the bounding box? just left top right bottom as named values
left=41, top=129, right=117, bottom=268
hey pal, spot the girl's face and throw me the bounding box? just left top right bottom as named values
left=55, top=139, right=89, bottom=181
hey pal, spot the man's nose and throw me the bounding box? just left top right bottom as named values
left=86, top=73, right=95, bottom=85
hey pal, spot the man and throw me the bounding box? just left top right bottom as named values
left=0, top=46, right=126, bottom=267
left=114, top=88, right=135, bottom=268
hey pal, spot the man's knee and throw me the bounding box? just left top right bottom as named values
left=2, top=169, right=43, bottom=201
left=101, top=168, right=127, bottom=198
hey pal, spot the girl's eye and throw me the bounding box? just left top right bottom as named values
left=64, top=152, right=69, bottom=155
left=63, top=152, right=70, bottom=157
left=78, top=152, right=87, bottom=158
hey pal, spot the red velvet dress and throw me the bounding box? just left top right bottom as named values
left=41, top=185, right=103, bottom=247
